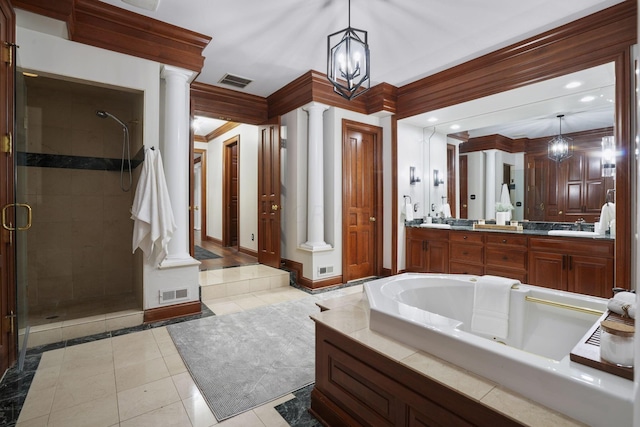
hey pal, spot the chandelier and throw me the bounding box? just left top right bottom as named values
left=327, top=0, right=370, bottom=100
left=547, top=114, right=573, bottom=162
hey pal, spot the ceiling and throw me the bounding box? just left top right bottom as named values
left=94, top=0, right=624, bottom=139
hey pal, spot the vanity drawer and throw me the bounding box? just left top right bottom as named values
left=450, top=261, right=484, bottom=276
left=485, top=247, right=527, bottom=270
left=450, top=243, right=483, bottom=263
left=485, top=234, right=527, bottom=247
left=450, top=231, right=484, bottom=244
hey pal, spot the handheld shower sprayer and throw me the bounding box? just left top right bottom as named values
left=96, top=110, right=132, bottom=192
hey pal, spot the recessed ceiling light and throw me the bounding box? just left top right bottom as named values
left=427, top=117, right=438, bottom=122
left=580, top=95, right=595, bottom=102
left=565, top=81, right=582, bottom=89
left=450, top=124, right=460, bottom=130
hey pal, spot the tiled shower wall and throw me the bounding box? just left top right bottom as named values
left=21, top=77, right=143, bottom=315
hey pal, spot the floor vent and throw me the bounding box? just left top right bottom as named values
left=160, top=288, right=189, bottom=304
left=218, top=73, right=252, bottom=89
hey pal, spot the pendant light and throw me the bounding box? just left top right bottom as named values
left=327, top=0, right=370, bottom=100
left=547, top=114, right=573, bottom=162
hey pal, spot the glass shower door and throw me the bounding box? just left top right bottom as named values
left=14, top=60, right=31, bottom=369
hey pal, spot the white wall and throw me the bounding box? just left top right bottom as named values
left=465, top=151, right=486, bottom=220
left=205, top=124, right=259, bottom=252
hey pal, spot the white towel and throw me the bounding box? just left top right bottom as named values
left=404, top=200, right=414, bottom=221
left=131, top=148, right=176, bottom=266
left=471, top=275, right=520, bottom=339
left=598, top=203, right=615, bottom=234
left=500, top=183, right=511, bottom=205
left=440, top=203, right=452, bottom=218
left=607, top=291, right=636, bottom=319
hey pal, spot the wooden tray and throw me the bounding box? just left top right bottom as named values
left=570, top=311, right=634, bottom=380
left=472, top=223, right=523, bottom=232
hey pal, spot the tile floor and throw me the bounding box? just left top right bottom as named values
left=11, top=265, right=361, bottom=427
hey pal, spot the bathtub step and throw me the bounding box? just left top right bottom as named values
left=199, top=265, right=290, bottom=300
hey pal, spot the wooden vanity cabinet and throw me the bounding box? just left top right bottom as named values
left=405, top=228, right=449, bottom=273
left=449, top=231, right=484, bottom=275
left=528, top=237, right=614, bottom=298
left=484, top=234, right=528, bottom=283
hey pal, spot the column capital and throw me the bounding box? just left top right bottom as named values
left=161, top=65, right=197, bottom=83
left=302, top=101, right=330, bottom=113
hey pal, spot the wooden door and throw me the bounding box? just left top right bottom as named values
left=459, top=155, right=468, bottom=218
left=568, top=254, right=613, bottom=298
left=343, top=121, right=382, bottom=281
left=528, top=251, right=567, bottom=291
left=525, top=156, right=547, bottom=221
left=257, top=121, right=281, bottom=268
left=0, top=0, right=15, bottom=373
left=223, top=137, right=239, bottom=248
left=425, top=240, right=449, bottom=274
left=194, top=148, right=207, bottom=241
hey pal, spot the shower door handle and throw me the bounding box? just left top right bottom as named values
left=1, top=203, right=32, bottom=231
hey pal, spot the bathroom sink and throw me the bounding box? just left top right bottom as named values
left=547, top=230, right=601, bottom=237
left=419, top=223, right=451, bottom=229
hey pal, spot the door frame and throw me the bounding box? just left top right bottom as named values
left=194, top=147, right=207, bottom=241
left=341, top=119, right=383, bottom=282
left=446, top=144, right=456, bottom=217
left=222, top=135, right=239, bottom=248
left=257, top=120, right=281, bottom=268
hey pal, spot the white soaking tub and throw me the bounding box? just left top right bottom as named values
left=364, top=273, right=633, bottom=426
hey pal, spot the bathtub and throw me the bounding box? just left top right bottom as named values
left=365, top=273, right=633, bottom=427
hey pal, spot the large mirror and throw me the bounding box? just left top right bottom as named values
left=398, top=62, right=615, bottom=223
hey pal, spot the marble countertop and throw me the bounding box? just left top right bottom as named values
left=405, top=220, right=614, bottom=240
left=310, top=291, right=587, bottom=427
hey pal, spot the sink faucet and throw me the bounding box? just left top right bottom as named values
left=575, top=218, right=585, bottom=231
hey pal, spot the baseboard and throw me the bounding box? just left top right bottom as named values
left=205, top=236, right=222, bottom=246
left=144, top=300, right=201, bottom=323
left=381, top=267, right=392, bottom=277
left=282, top=258, right=344, bottom=291
left=239, top=246, right=258, bottom=258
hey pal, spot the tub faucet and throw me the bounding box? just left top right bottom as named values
left=575, top=218, right=585, bottom=231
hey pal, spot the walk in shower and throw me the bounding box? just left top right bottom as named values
left=15, top=74, right=144, bottom=341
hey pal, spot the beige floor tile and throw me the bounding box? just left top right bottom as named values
left=48, top=393, right=119, bottom=427
left=51, top=370, right=116, bottom=413
left=253, top=394, right=294, bottom=427
left=204, top=300, right=243, bottom=315
left=163, top=352, right=188, bottom=375
left=201, top=283, right=228, bottom=300
left=113, top=338, right=162, bottom=369
left=115, top=356, right=170, bottom=392
left=119, top=401, right=192, bottom=427
left=61, top=320, right=107, bottom=341
left=17, top=386, right=56, bottom=423
left=217, top=410, right=266, bottom=427
left=37, top=348, right=65, bottom=368
left=29, top=364, right=61, bottom=391
left=58, top=352, right=114, bottom=383
left=15, top=414, right=49, bottom=427
left=117, top=377, right=181, bottom=421
left=62, top=338, right=112, bottom=362
left=182, top=393, right=218, bottom=427
left=232, top=294, right=270, bottom=310
left=171, top=371, right=200, bottom=400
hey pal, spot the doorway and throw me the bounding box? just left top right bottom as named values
left=223, top=136, right=239, bottom=248
left=342, top=120, right=383, bottom=282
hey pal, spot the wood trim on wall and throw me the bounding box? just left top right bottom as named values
left=143, top=301, right=201, bottom=323
left=208, top=122, right=241, bottom=141
left=239, top=247, right=258, bottom=258
left=191, top=82, right=268, bottom=125
left=194, top=148, right=207, bottom=243
left=12, top=0, right=210, bottom=72
left=459, top=134, right=526, bottom=154
left=282, top=259, right=343, bottom=291
left=396, top=1, right=636, bottom=119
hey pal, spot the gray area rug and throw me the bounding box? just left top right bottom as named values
left=167, top=297, right=321, bottom=421
left=194, top=245, right=221, bottom=260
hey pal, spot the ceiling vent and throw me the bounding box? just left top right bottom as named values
left=121, top=0, right=160, bottom=12
left=218, top=73, right=252, bottom=89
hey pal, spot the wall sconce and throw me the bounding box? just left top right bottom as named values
left=601, top=136, right=616, bottom=177
left=433, top=169, right=444, bottom=187
left=410, top=166, right=421, bottom=185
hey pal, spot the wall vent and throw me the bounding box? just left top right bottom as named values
left=218, top=73, right=252, bottom=89
left=318, top=266, right=334, bottom=275
left=159, top=288, right=189, bottom=304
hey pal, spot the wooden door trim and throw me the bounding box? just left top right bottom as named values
left=446, top=144, right=456, bottom=217
left=223, top=136, right=239, bottom=248
left=257, top=120, right=281, bottom=268
left=342, top=119, right=383, bottom=281
left=194, top=148, right=207, bottom=242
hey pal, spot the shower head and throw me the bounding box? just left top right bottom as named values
left=96, top=110, right=128, bottom=129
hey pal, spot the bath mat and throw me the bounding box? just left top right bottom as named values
left=167, top=297, right=319, bottom=421
left=194, top=245, right=222, bottom=260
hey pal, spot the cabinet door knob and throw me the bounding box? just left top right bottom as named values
left=502, top=239, right=507, bottom=243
